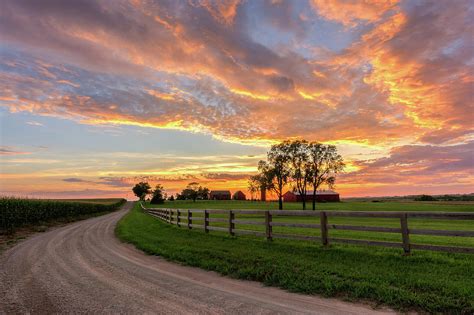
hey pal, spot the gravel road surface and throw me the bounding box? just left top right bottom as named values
left=0, top=202, right=395, bottom=314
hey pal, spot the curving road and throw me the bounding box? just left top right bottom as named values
left=0, top=202, right=395, bottom=314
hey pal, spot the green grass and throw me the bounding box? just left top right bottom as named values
left=117, top=203, right=474, bottom=313
left=143, top=200, right=474, bottom=248
left=0, top=197, right=126, bottom=233
left=145, top=199, right=474, bottom=211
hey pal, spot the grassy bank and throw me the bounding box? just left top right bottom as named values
left=0, top=197, right=126, bottom=233
left=117, top=203, right=474, bottom=313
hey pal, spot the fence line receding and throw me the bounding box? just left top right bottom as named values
left=140, top=203, right=474, bottom=254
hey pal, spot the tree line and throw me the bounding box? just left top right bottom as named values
left=132, top=181, right=210, bottom=204
left=248, top=140, right=344, bottom=210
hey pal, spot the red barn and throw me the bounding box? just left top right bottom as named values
left=283, top=190, right=340, bottom=202
left=210, top=190, right=231, bottom=200
left=232, top=191, right=246, bottom=200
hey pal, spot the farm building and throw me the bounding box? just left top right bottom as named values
left=232, top=191, right=246, bottom=200
left=283, top=190, right=340, bottom=202
left=210, top=190, right=231, bottom=200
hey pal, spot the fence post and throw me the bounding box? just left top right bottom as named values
left=265, top=211, right=272, bottom=241
left=177, top=210, right=180, bottom=227
left=169, top=209, right=172, bottom=224
left=320, top=211, right=328, bottom=246
left=229, top=210, right=235, bottom=236
left=204, top=210, right=209, bottom=233
left=188, top=210, right=192, bottom=229
left=400, top=213, right=411, bottom=255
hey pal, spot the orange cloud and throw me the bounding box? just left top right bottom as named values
left=310, top=0, right=398, bottom=27
left=193, top=0, right=241, bottom=25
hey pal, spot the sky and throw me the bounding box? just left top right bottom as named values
left=0, top=0, right=473, bottom=199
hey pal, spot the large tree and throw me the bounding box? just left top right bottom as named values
left=307, top=142, right=344, bottom=210
left=150, top=184, right=165, bottom=204
left=132, top=182, right=151, bottom=201
left=259, top=142, right=291, bottom=210
left=286, top=140, right=312, bottom=210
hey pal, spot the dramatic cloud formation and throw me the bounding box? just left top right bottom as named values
left=0, top=0, right=472, bottom=198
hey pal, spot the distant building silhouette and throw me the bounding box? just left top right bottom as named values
left=233, top=190, right=246, bottom=200
left=283, top=190, right=340, bottom=202
left=210, top=190, right=231, bottom=200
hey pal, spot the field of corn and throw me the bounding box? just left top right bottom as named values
left=0, top=197, right=126, bottom=233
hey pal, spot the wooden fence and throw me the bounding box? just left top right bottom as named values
left=140, top=204, right=474, bottom=254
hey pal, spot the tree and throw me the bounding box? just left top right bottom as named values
left=247, top=176, right=259, bottom=200
left=132, top=182, right=151, bottom=201
left=259, top=142, right=291, bottom=210
left=307, top=142, right=344, bottom=210
left=197, top=186, right=210, bottom=200
left=286, top=140, right=312, bottom=210
left=415, top=194, right=437, bottom=201
left=150, top=184, right=165, bottom=204
left=168, top=195, right=175, bottom=201
left=248, top=174, right=268, bottom=201
left=179, top=182, right=205, bottom=202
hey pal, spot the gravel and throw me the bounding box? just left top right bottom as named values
left=0, top=202, right=395, bottom=314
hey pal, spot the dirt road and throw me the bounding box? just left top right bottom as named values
left=0, top=202, right=395, bottom=314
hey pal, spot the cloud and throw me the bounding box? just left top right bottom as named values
left=62, top=177, right=89, bottom=183
left=202, top=172, right=252, bottom=181
left=341, top=141, right=474, bottom=187
left=2, top=0, right=470, bottom=146
left=310, top=0, right=398, bottom=27
left=0, top=146, right=31, bottom=156
left=26, top=121, right=44, bottom=126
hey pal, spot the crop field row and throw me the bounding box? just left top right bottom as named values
left=0, top=197, right=126, bottom=233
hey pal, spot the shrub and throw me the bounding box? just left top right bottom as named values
left=415, top=195, right=437, bottom=201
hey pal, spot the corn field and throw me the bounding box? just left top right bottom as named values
left=0, top=197, right=126, bottom=233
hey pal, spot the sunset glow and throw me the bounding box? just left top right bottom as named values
left=0, top=0, right=473, bottom=199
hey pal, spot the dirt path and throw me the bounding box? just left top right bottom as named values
left=0, top=202, right=396, bottom=314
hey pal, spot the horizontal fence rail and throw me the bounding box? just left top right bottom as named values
left=140, top=203, right=474, bottom=255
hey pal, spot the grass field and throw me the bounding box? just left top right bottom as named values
left=144, top=199, right=474, bottom=212
left=117, top=202, right=474, bottom=313
left=143, top=200, right=474, bottom=248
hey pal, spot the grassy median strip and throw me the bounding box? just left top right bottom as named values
left=116, top=203, right=474, bottom=314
